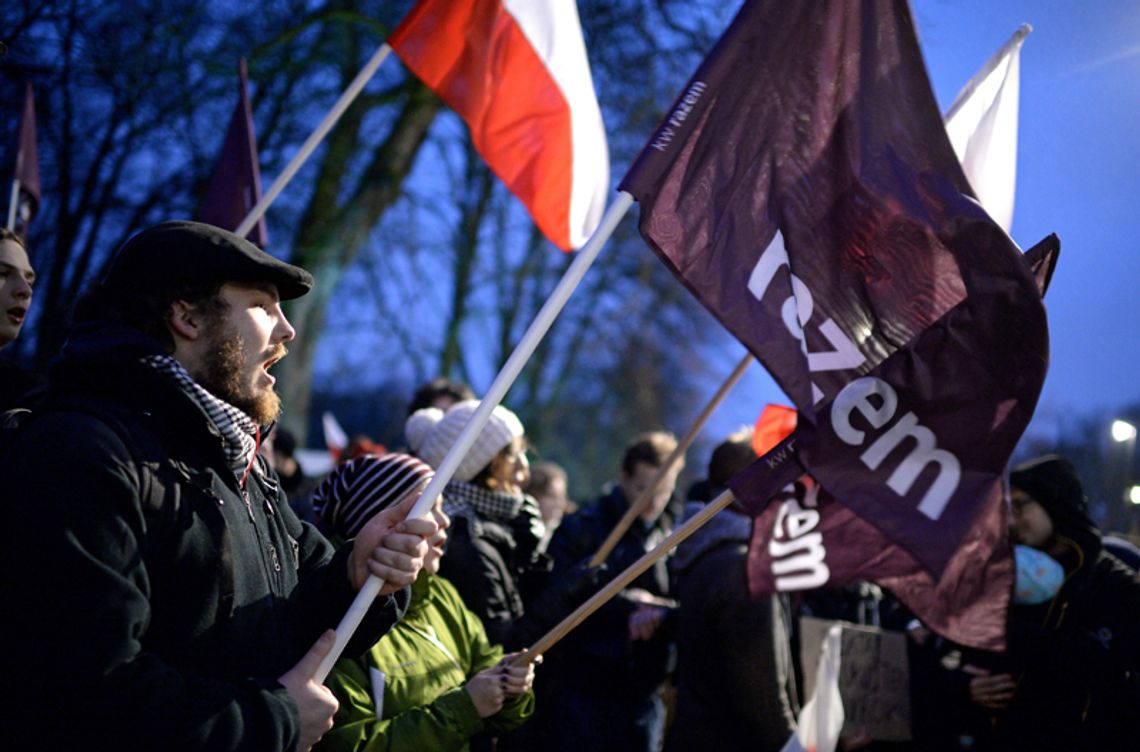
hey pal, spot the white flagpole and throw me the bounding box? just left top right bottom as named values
left=6, top=178, right=19, bottom=232
left=314, top=191, right=636, bottom=681
left=235, top=43, right=393, bottom=239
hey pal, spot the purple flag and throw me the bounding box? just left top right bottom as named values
left=9, top=82, right=40, bottom=237
left=197, top=59, right=267, bottom=247
left=620, top=0, right=1049, bottom=648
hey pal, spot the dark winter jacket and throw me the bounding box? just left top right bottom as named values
left=437, top=490, right=550, bottom=650
left=917, top=485, right=1140, bottom=751
left=1, top=324, right=408, bottom=751
left=666, top=500, right=798, bottom=752
left=529, top=484, right=676, bottom=751
left=0, top=353, right=45, bottom=412
left=993, top=543, right=1140, bottom=750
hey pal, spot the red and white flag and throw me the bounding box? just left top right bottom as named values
left=389, top=0, right=609, bottom=251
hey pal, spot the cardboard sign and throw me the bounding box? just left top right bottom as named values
left=800, top=617, right=912, bottom=741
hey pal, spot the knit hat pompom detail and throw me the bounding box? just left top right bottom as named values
left=413, top=399, right=525, bottom=482
left=405, top=407, right=444, bottom=454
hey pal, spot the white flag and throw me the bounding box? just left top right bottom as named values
left=322, top=410, right=349, bottom=453
left=782, top=625, right=845, bottom=752
left=944, top=25, right=1031, bottom=233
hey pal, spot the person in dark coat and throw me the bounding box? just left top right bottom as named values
left=965, top=455, right=1140, bottom=750
left=1, top=221, right=438, bottom=752
left=535, top=431, right=682, bottom=752
left=666, top=429, right=798, bottom=752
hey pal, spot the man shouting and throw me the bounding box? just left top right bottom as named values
left=1, top=221, right=438, bottom=751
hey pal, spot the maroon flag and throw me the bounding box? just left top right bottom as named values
left=620, top=0, right=1049, bottom=649
left=7, top=82, right=40, bottom=237
left=197, top=59, right=267, bottom=247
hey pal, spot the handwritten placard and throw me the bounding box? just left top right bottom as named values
left=800, top=617, right=912, bottom=741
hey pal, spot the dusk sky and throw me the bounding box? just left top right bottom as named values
left=710, top=0, right=1140, bottom=448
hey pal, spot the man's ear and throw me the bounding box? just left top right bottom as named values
left=168, top=300, right=203, bottom=342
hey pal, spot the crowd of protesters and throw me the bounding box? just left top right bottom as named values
left=1, top=220, right=1138, bottom=752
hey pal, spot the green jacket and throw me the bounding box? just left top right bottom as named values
left=319, top=574, right=535, bottom=752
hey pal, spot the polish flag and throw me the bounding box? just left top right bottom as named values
left=389, top=0, right=609, bottom=251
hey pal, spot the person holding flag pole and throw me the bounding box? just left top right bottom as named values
left=316, top=11, right=1049, bottom=752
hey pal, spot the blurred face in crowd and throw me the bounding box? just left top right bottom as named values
left=489, top=436, right=530, bottom=496
left=1011, top=488, right=1054, bottom=549
left=621, top=460, right=682, bottom=523
left=535, top=473, right=570, bottom=528
left=0, top=237, right=35, bottom=350
left=423, top=493, right=451, bottom=575
left=175, top=282, right=295, bottom=425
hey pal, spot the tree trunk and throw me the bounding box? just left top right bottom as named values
left=276, top=82, right=441, bottom=440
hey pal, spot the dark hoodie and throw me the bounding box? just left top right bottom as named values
left=992, top=455, right=1140, bottom=750
left=665, top=499, right=798, bottom=752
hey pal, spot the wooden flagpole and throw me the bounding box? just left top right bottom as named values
left=587, top=352, right=753, bottom=568
left=512, top=429, right=803, bottom=665
left=522, top=488, right=738, bottom=662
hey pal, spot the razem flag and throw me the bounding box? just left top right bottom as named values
left=8, top=82, right=41, bottom=237
left=620, top=1, right=1049, bottom=649
left=747, top=236, right=1056, bottom=651
left=389, top=0, right=608, bottom=251
left=944, top=25, right=1030, bottom=233
left=747, top=407, right=1014, bottom=651
left=197, top=59, right=268, bottom=247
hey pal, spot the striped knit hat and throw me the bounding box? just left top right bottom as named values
left=409, top=399, right=525, bottom=482
left=313, top=452, right=433, bottom=539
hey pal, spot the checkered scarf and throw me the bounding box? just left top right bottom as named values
left=142, top=354, right=259, bottom=481
left=443, top=480, right=525, bottom=523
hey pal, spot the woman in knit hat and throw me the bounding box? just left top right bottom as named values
left=407, top=400, right=550, bottom=650
left=313, top=452, right=537, bottom=752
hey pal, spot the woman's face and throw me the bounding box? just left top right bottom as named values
left=490, top=436, right=530, bottom=496
left=423, top=493, right=451, bottom=574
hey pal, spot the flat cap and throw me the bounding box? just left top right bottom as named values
left=102, top=220, right=313, bottom=300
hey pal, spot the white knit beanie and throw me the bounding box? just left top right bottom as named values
left=412, top=399, right=525, bottom=482
left=405, top=406, right=444, bottom=454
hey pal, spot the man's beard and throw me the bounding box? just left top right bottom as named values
left=197, top=328, right=285, bottom=426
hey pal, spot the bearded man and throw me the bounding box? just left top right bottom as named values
left=1, top=222, right=439, bottom=752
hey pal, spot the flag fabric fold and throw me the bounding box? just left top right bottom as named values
left=389, top=0, right=609, bottom=251
left=621, top=0, right=1049, bottom=650
left=8, top=82, right=41, bottom=237
left=197, top=59, right=268, bottom=247
left=944, top=25, right=1030, bottom=233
